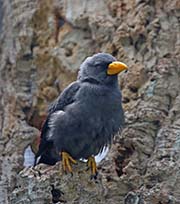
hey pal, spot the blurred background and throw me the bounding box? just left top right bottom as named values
left=0, top=0, right=180, bottom=203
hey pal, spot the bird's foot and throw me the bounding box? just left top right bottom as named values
left=87, top=156, right=98, bottom=179
left=61, top=152, right=77, bottom=174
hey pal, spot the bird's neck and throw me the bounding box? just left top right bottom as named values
left=80, top=77, right=101, bottom=85
left=80, top=75, right=119, bottom=88
left=105, top=75, right=119, bottom=88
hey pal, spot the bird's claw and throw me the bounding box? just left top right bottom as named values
left=61, top=152, right=77, bottom=174
left=90, top=172, right=98, bottom=180
left=87, top=156, right=98, bottom=180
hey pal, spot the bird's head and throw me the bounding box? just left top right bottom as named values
left=78, top=53, right=128, bottom=86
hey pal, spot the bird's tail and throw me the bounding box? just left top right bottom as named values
left=34, top=141, right=60, bottom=166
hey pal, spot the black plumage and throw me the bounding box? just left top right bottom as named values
left=34, top=53, right=127, bottom=168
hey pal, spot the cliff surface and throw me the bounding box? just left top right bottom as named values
left=0, top=0, right=180, bottom=203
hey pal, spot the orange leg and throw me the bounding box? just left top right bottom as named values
left=61, top=152, right=77, bottom=174
left=87, top=156, right=98, bottom=179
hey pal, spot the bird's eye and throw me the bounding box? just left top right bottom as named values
left=94, top=62, right=111, bottom=68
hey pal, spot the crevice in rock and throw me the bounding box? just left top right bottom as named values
left=114, top=142, right=134, bottom=177
left=129, top=86, right=138, bottom=93
left=122, top=97, right=130, bottom=104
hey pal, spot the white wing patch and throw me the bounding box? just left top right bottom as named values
left=47, top=110, right=65, bottom=139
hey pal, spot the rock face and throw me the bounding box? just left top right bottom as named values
left=0, top=0, right=180, bottom=203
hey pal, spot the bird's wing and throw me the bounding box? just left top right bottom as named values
left=34, top=81, right=81, bottom=165
left=40, top=81, right=81, bottom=139
left=48, top=81, right=81, bottom=114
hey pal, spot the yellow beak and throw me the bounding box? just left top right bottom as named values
left=107, top=61, right=128, bottom=75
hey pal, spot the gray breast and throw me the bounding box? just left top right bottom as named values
left=64, top=86, right=123, bottom=159
left=51, top=84, right=124, bottom=160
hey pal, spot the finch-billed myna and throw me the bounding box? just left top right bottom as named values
left=34, top=53, right=128, bottom=177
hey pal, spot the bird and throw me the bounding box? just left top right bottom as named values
left=34, top=53, right=128, bottom=177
